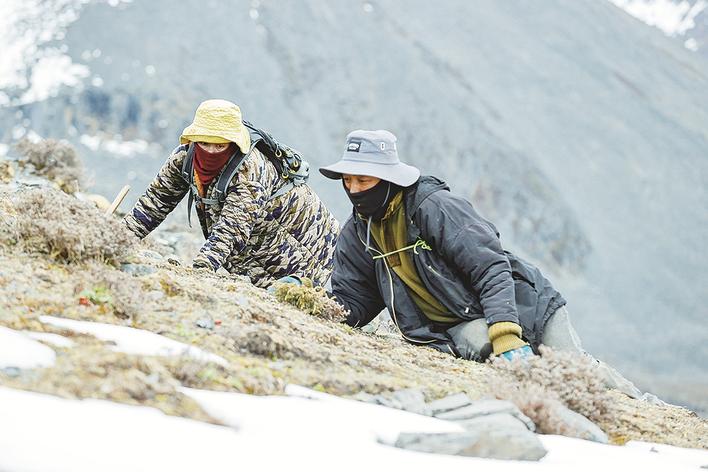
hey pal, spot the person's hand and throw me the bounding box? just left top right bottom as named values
left=500, top=345, right=534, bottom=361
left=267, top=275, right=302, bottom=294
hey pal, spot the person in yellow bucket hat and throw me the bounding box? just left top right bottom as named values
left=179, top=99, right=251, bottom=154
left=123, top=99, right=340, bottom=288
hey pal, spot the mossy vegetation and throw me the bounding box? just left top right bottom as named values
left=272, top=279, right=348, bottom=322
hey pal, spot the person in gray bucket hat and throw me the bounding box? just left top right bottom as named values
left=312, top=129, right=644, bottom=399
left=320, top=130, right=420, bottom=187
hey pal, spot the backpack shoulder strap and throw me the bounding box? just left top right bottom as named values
left=213, top=139, right=257, bottom=203
left=241, top=121, right=310, bottom=200
left=180, top=143, right=199, bottom=229
left=180, top=143, right=194, bottom=184
left=181, top=143, right=214, bottom=237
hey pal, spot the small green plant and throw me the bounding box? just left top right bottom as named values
left=79, top=286, right=112, bottom=305
left=197, top=367, right=219, bottom=383
left=272, top=280, right=348, bottom=322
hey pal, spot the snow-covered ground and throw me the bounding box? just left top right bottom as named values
left=0, top=326, right=56, bottom=369
left=39, top=315, right=229, bottom=366
left=1, top=316, right=707, bottom=470
left=1, top=385, right=706, bottom=471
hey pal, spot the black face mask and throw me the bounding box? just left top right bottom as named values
left=344, top=179, right=400, bottom=221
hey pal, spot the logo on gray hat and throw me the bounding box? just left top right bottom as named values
left=347, top=139, right=361, bottom=153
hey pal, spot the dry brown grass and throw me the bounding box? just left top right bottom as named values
left=489, top=346, right=613, bottom=433
left=0, top=160, right=15, bottom=184
left=16, top=138, right=83, bottom=193
left=2, top=186, right=137, bottom=264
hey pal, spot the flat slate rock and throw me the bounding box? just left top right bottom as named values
left=434, top=399, right=535, bottom=431
left=459, top=412, right=533, bottom=434
left=352, top=388, right=430, bottom=416
left=427, top=392, right=473, bottom=416
left=549, top=404, right=609, bottom=443
left=391, top=388, right=430, bottom=416
left=396, top=429, right=547, bottom=461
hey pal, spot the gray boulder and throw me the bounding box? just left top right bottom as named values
left=195, top=316, right=215, bottom=330
left=393, top=393, right=546, bottom=461
left=120, top=263, right=157, bottom=277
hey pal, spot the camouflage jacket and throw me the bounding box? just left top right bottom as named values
left=123, top=145, right=340, bottom=287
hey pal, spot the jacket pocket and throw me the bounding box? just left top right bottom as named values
left=417, top=255, right=482, bottom=319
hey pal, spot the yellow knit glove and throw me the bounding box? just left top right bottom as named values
left=488, top=321, right=528, bottom=356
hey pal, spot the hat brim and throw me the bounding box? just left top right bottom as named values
left=319, top=157, right=420, bottom=187
left=180, top=125, right=251, bottom=154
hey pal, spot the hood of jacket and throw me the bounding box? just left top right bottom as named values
left=405, top=175, right=449, bottom=215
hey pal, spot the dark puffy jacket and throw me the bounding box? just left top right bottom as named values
left=330, top=176, right=566, bottom=356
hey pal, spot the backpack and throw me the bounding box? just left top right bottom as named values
left=179, top=121, right=310, bottom=238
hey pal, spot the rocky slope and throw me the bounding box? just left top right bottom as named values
left=0, top=157, right=706, bottom=452
left=1, top=0, right=707, bottom=415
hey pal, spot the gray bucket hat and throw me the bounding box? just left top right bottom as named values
left=319, top=129, right=420, bottom=187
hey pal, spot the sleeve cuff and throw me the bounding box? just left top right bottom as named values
left=488, top=321, right=527, bottom=355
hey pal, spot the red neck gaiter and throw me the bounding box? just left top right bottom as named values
left=193, top=143, right=236, bottom=186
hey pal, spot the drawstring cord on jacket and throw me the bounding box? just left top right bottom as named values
left=372, top=238, right=432, bottom=260
left=365, top=216, right=374, bottom=254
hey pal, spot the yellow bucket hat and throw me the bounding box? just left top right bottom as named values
left=180, top=99, right=251, bottom=154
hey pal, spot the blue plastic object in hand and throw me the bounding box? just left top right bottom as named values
left=500, top=345, right=534, bottom=361
left=267, top=275, right=302, bottom=294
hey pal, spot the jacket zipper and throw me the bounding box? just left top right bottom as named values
left=418, top=256, right=473, bottom=322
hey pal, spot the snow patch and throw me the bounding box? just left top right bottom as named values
left=684, top=37, right=699, bottom=49
left=0, top=326, right=56, bottom=369
left=0, top=0, right=134, bottom=107
left=39, top=315, right=228, bottom=366
left=0, top=385, right=706, bottom=470
left=19, top=50, right=90, bottom=104
left=609, top=0, right=707, bottom=36
left=0, top=387, right=241, bottom=472
left=25, top=331, right=75, bottom=348
left=184, top=385, right=708, bottom=470
left=79, top=134, right=153, bottom=157
left=185, top=385, right=463, bottom=446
